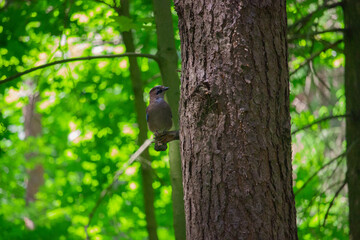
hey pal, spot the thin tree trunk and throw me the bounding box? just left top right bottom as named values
left=117, top=1, right=158, bottom=239
left=23, top=93, right=44, bottom=205
left=152, top=1, right=186, bottom=239
left=175, top=1, right=298, bottom=239
left=343, top=1, right=360, bottom=239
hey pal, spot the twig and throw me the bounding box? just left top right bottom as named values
left=322, top=179, right=346, bottom=226
left=0, top=53, right=159, bottom=85
left=84, top=139, right=153, bottom=240
left=289, top=39, right=343, bottom=77
left=291, top=113, right=350, bottom=135
left=310, top=61, right=331, bottom=92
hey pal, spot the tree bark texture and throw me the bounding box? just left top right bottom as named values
left=117, top=1, right=158, bottom=239
left=344, top=1, right=360, bottom=239
left=175, top=1, right=298, bottom=239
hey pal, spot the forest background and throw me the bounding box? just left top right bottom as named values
left=0, top=0, right=352, bottom=239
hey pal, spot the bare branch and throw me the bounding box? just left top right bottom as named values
left=289, top=39, right=343, bottom=77
left=288, top=2, right=343, bottom=33
left=0, top=53, right=159, bottom=85
left=85, top=139, right=153, bottom=240
left=322, top=179, right=346, bottom=226
left=291, top=113, right=350, bottom=135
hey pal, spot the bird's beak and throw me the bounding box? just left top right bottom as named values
left=163, top=87, right=169, bottom=91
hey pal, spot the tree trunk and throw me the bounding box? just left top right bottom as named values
left=152, top=1, right=186, bottom=239
left=117, top=1, right=158, bottom=239
left=343, top=1, right=360, bottom=239
left=174, top=1, right=298, bottom=239
left=23, top=93, right=44, bottom=205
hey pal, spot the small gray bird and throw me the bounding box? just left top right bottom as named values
left=146, top=85, right=173, bottom=136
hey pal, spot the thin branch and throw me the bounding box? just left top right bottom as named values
left=292, top=113, right=350, bottom=135
left=300, top=180, right=344, bottom=219
left=322, top=179, right=346, bottom=226
left=288, top=28, right=345, bottom=42
left=289, top=39, right=343, bottom=77
left=0, top=53, right=159, bottom=85
left=84, top=139, right=153, bottom=240
left=295, top=138, right=359, bottom=196
left=310, top=61, right=331, bottom=93
left=288, top=2, right=343, bottom=33
left=294, top=152, right=345, bottom=196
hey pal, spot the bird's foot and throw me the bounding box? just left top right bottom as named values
left=153, top=131, right=179, bottom=152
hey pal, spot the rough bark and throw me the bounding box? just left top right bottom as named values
left=175, top=1, right=297, bottom=239
left=152, top=1, right=186, bottom=239
left=117, top=1, right=158, bottom=239
left=343, top=1, right=360, bottom=239
left=23, top=93, right=44, bottom=205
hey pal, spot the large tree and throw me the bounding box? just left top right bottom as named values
left=344, top=0, right=360, bottom=239
left=175, top=0, right=298, bottom=239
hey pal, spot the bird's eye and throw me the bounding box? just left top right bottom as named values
left=156, top=88, right=162, bottom=95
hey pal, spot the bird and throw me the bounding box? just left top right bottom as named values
left=146, top=85, right=173, bottom=137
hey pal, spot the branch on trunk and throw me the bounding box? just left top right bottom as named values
left=288, top=2, right=343, bottom=33
left=291, top=113, right=350, bottom=135
left=0, top=53, right=159, bottom=85
left=288, top=28, right=345, bottom=42
left=322, top=179, right=346, bottom=226
left=85, top=139, right=153, bottom=240
left=154, top=130, right=179, bottom=151
left=289, top=39, right=343, bottom=77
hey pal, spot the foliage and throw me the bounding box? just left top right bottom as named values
left=0, top=0, right=349, bottom=239
left=288, top=0, right=348, bottom=239
left=0, top=0, right=177, bottom=239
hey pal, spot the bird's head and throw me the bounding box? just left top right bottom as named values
left=149, top=85, right=169, bottom=100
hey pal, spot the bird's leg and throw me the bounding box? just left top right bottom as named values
left=158, top=131, right=179, bottom=144
left=154, top=131, right=168, bottom=151
left=154, top=131, right=180, bottom=151
left=156, top=130, right=179, bottom=143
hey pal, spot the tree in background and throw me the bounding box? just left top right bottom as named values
left=288, top=0, right=359, bottom=239
left=343, top=0, right=360, bottom=239
left=175, top=0, right=297, bottom=239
